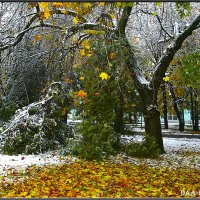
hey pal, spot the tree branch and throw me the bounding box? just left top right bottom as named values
left=53, top=9, right=87, bottom=23
left=65, top=23, right=114, bottom=40
left=139, top=9, right=173, bottom=39
left=116, top=5, right=132, bottom=37
left=150, top=14, right=200, bottom=90
left=0, top=14, right=38, bottom=51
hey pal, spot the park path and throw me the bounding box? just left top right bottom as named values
left=126, top=126, right=200, bottom=139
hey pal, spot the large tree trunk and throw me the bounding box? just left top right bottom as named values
left=168, top=82, right=184, bottom=132
left=161, top=83, right=168, bottom=129
left=140, top=90, right=165, bottom=153
left=143, top=106, right=165, bottom=153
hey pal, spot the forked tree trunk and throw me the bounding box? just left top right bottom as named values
left=140, top=90, right=165, bottom=153
left=116, top=10, right=200, bottom=155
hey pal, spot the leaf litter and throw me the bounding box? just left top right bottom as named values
left=0, top=136, right=199, bottom=197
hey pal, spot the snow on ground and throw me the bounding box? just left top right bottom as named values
left=164, top=137, right=200, bottom=152
left=120, top=135, right=200, bottom=169
left=121, top=135, right=200, bottom=152
left=0, top=153, right=77, bottom=176
left=129, top=127, right=196, bottom=135
left=0, top=135, right=199, bottom=177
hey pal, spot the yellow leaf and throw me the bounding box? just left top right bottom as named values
left=109, top=52, right=117, bottom=60
left=115, top=2, right=122, bottom=8
left=74, top=6, right=80, bottom=13
left=44, top=8, right=51, bottom=19
left=73, top=64, right=78, bottom=68
left=82, top=3, right=92, bottom=9
left=72, top=37, right=78, bottom=43
left=100, top=30, right=106, bottom=34
left=86, top=52, right=93, bottom=57
left=62, top=107, right=67, bottom=115
left=73, top=17, right=79, bottom=25
left=110, top=13, right=116, bottom=19
left=79, top=76, right=84, bottom=81
left=102, top=175, right=111, bottom=180
left=19, top=191, right=28, bottom=197
left=168, top=191, right=173, bottom=196
left=86, top=30, right=98, bottom=35
left=98, top=2, right=105, bottom=7
left=99, top=72, right=109, bottom=80
left=39, top=2, right=49, bottom=10
left=81, top=39, right=90, bottom=49
left=63, top=2, right=71, bottom=9
left=80, top=49, right=86, bottom=56
left=61, top=10, right=68, bottom=14
left=163, top=76, right=170, bottom=82
left=66, top=178, right=72, bottom=183
left=53, top=2, right=63, bottom=8
left=64, top=77, right=73, bottom=83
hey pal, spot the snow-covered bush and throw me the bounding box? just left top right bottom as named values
left=0, top=82, right=73, bottom=155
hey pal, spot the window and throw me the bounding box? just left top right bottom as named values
left=168, top=115, right=172, bottom=120
left=168, top=115, right=178, bottom=120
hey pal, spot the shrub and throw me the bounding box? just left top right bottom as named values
left=0, top=102, right=19, bottom=122
left=1, top=82, right=72, bottom=155
left=73, top=117, right=118, bottom=161
left=124, top=134, right=160, bottom=159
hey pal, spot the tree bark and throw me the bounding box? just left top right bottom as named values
left=168, top=81, right=184, bottom=132
left=161, top=83, right=168, bottom=129
left=114, top=94, right=124, bottom=134
left=143, top=106, right=165, bottom=153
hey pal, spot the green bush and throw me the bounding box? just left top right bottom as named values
left=124, top=134, right=160, bottom=159
left=0, top=102, right=19, bottom=122
left=73, top=118, right=118, bottom=161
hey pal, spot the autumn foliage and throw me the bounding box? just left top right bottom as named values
left=0, top=160, right=199, bottom=198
